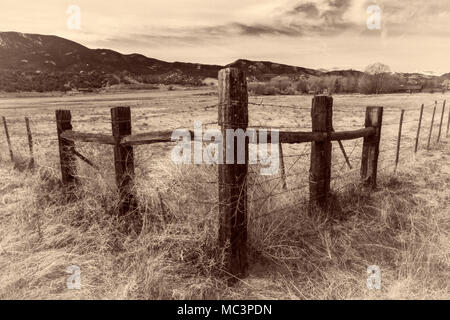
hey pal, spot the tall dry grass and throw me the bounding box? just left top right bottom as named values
left=0, top=137, right=448, bottom=300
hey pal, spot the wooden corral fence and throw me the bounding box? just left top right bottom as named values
left=1, top=67, right=450, bottom=282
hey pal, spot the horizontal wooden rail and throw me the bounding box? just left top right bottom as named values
left=330, top=127, right=375, bottom=141
left=61, top=130, right=115, bottom=145
left=61, top=127, right=376, bottom=147
left=276, top=128, right=374, bottom=143
left=121, top=130, right=195, bottom=146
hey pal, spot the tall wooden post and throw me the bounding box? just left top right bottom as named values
left=309, top=95, right=332, bottom=210
left=55, top=110, right=77, bottom=185
left=427, top=103, right=437, bottom=150
left=25, top=117, right=34, bottom=170
left=2, top=116, right=14, bottom=163
left=437, top=100, right=446, bottom=142
left=111, top=107, right=136, bottom=217
left=414, top=104, right=424, bottom=153
left=394, top=109, right=405, bottom=173
left=361, top=107, right=383, bottom=188
left=218, top=68, right=248, bottom=281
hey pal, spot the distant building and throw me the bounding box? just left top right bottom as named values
left=398, top=84, right=423, bottom=93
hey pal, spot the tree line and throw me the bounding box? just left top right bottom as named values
left=249, top=63, right=445, bottom=95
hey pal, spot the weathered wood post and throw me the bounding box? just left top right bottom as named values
left=437, top=100, right=446, bottom=142
left=394, top=109, right=405, bottom=172
left=447, top=102, right=450, bottom=137
left=111, top=107, right=136, bottom=217
left=25, top=117, right=34, bottom=170
left=427, top=102, right=437, bottom=150
left=2, top=116, right=14, bottom=163
left=361, top=107, right=383, bottom=188
left=278, top=143, right=287, bottom=190
left=55, top=110, right=77, bottom=185
left=414, top=104, right=424, bottom=153
left=218, top=68, right=248, bottom=281
left=309, top=95, right=332, bottom=210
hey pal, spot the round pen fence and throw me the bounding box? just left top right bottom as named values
left=1, top=67, right=449, bottom=283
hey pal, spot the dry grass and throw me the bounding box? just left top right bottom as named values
left=0, top=90, right=449, bottom=300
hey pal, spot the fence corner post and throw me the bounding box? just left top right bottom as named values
left=361, top=106, right=383, bottom=188
left=309, top=95, right=333, bottom=210
left=111, top=106, right=136, bottom=219
left=55, top=110, right=77, bottom=186
left=218, top=67, right=249, bottom=282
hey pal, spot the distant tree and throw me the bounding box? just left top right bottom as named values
left=333, top=78, right=342, bottom=93
left=360, top=63, right=391, bottom=94
left=295, top=79, right=308, bottom=93
left=270, top=76, right=290, bottom=93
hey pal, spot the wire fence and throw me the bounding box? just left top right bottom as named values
left=1, top=97, right=448, bottom=214
left=1, top=88, right=449, bottom=282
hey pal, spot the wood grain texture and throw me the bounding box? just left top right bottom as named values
left=360, top=106, right=383, bottom=188
left=309, top=95, right=333, bottom=210
left=61, top=130, right=115, bottom=145
left=218, top=68, right=249, bottom=282
left=111, top=107, right=136, bottom=218
left=55, top=110, right=77, bottom=186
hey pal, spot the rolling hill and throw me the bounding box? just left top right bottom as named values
left=0, top=31, right=446, bottom=93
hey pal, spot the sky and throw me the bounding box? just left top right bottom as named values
left=2, top=0, right=450, bottom=74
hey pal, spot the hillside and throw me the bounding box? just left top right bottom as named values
left=0, top=32, right=222, bottom=76
left=0, top=31, right=447, bottom=93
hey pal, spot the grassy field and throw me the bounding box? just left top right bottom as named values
left=0, top=88, right=449, bottom=299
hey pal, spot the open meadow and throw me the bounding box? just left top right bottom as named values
left=0, top=88, right=449, bottom=299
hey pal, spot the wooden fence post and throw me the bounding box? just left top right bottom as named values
left=25, top=117, right=34, bottom=170
left=55, top=110, right=77, bottom=185
left=414, top=104, right=424, bottom=153
left=218, top=67, right=248, bottom=281
left=2, top=116, right=14, bottom=163
left=361, top=107, right=383, bottom=188
left=437, top=100, right=446, bottom=142
left=427, top=102, right=437, bottom=150
left=394, top=109, right=405, bottom=172
left=309, top=95, right=332, bottom=210
left=447, top=101, right=450, bottom=137
left=111, top=107, right=136, bottom=217
left=278, top=143, right=287, bottom=190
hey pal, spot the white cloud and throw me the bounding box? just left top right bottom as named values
left=1, top=0, right=450, bottom=72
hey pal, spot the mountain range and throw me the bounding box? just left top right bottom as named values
left=0, top=31, right=448, bottom=92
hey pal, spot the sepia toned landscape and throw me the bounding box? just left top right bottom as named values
left=0, top=0, right=449, bottom=303
left=0, top=87, right=448, bottom=299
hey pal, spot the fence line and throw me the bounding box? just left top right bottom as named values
left=1, top=67, right=449, bottom=282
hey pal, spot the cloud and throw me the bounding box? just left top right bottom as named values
left=287, top=3, right=320, bottom=17
left=158, top=0, right=358, bottom=39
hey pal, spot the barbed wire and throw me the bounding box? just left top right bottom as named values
left=248, top=101, right=311, bottom=110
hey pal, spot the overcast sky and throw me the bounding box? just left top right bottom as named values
left=2, top=0, right=450, bottom=73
